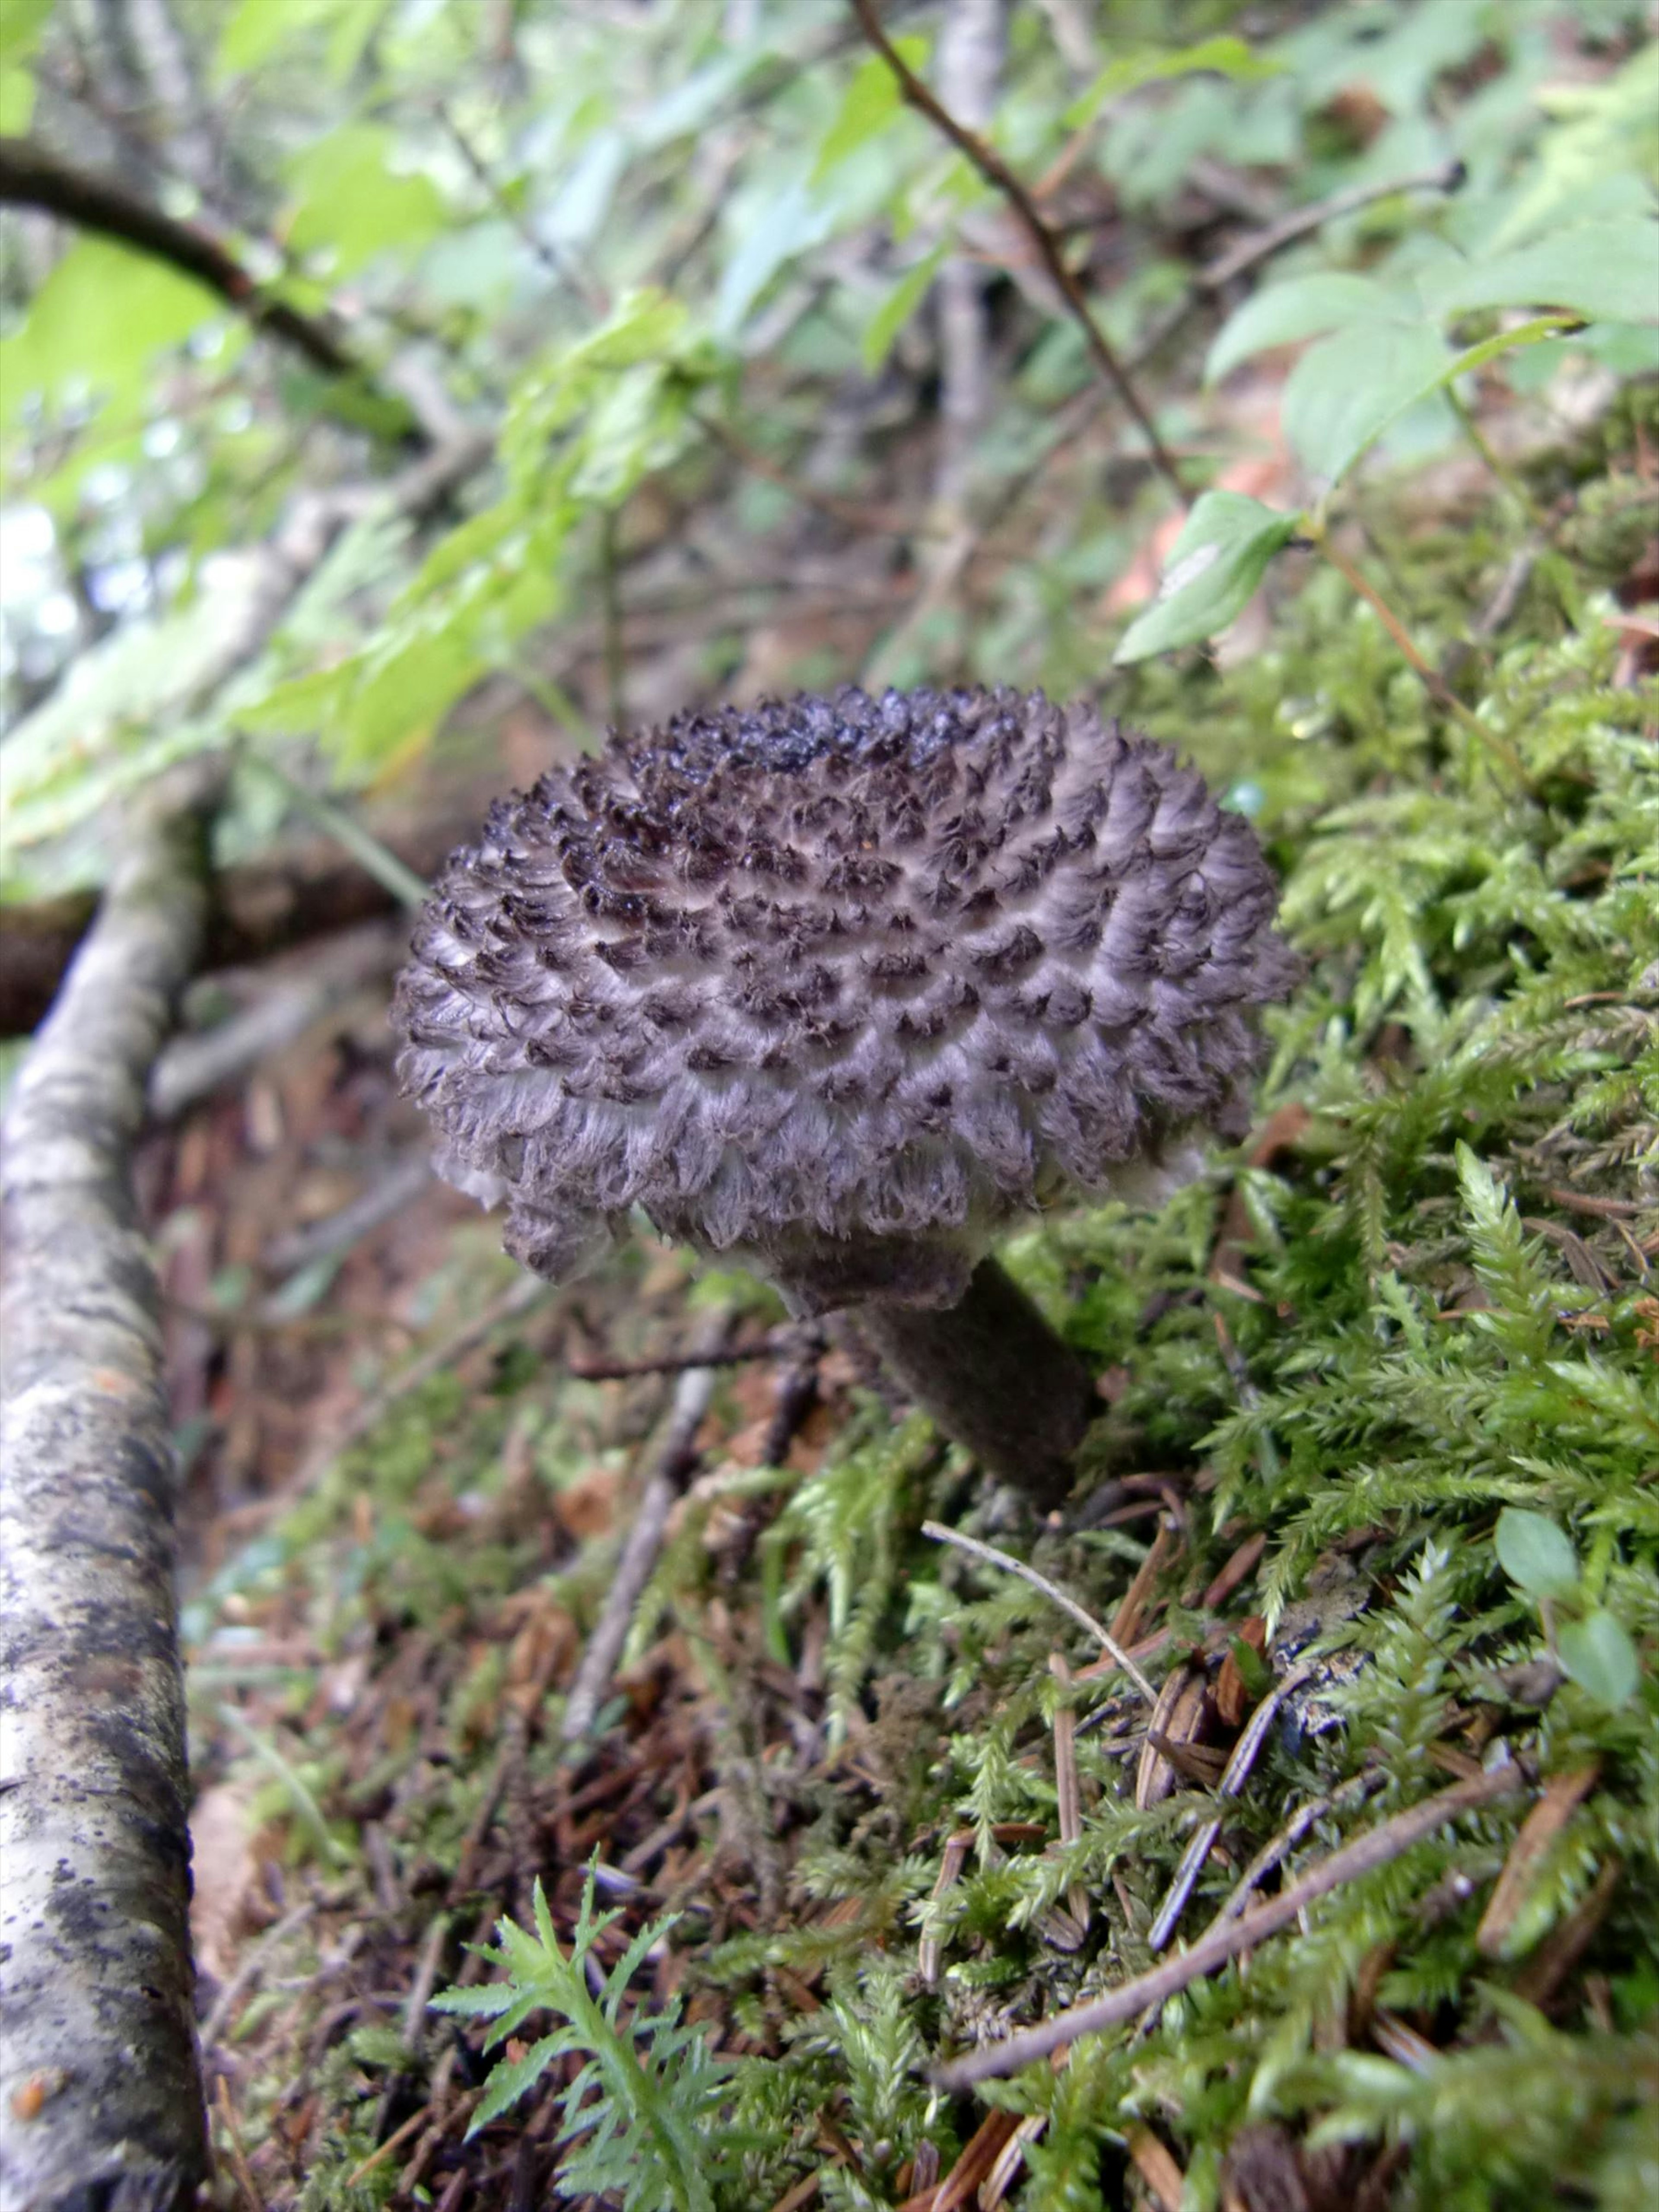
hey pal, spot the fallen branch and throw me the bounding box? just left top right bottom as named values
left=2, top=811, right=465, bottom=1037
left=0, top=774, right=219, bottom=2208
left=932, top=1760, right=1525, bottom=2089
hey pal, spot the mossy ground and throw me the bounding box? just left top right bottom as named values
left=191, top=404, right=1658, bottom=2211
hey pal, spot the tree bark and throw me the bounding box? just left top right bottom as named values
left=0, top=784, right=215, bottom=2210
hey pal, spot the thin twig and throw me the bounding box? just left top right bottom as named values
left=992, top=160, right=1466, bottom=538
left=933, top=1759, right=1525, bottom=2088
left=199, top=1899, right=319, bottom=2052
left=846, top=0, right=1186, bottom=507
left=921, top=1522, right=1157, bottom=1704
left=214, top=2078, right=266, bottom=2212
left=568, top=1332, right=791, bottom=1381
left=270, top=1274, right=552, bottom=1516
left=561, top=1309, right=737, bottom=1742
left=1207, top=158, right=1466, bottom=296
left=1145, top=1662, right=1316, bottom=1952
left=1201, top=1769, right=1384, bottom=1936
left=696, top=409, right=928, bottom=536
left=1314, top=535, right=1530, bottom=782
left=435, top=102, right=608, bottom=312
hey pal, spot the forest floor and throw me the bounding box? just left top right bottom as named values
left=174, top=383, right=1658, bottom=2212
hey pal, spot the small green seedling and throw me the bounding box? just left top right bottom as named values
left=1494, top=1506, right=1640, bottom=1712
left=432, top=1863, right=738, bottom=2209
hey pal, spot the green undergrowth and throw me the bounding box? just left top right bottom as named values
left=199, top=432, right=1658, bottom=2210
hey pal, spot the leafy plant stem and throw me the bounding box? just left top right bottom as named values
left=601, top=508, right=627, bottom=736
left=235, top=747, right=431, bottom=908
left=845, top=0, right=1189, bottom=509
left=217, top=1701, right=351, bottom=1866
left=503, top=656, right=596, bottom=750
left=1444, top=385, right=1552, bottom=534
left=1310, top=534, right=1531, bottom=785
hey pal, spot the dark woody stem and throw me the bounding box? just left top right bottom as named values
left=854, top=1257, right=1097, bottom=1508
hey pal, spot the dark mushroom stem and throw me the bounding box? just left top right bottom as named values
left=852, top=1259, right=1098, bottom=1509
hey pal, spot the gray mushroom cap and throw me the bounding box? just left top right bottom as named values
left=393, top=686, right=1299, bottom=1313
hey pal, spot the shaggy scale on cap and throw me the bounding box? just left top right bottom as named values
left=394, top=686, right=1297, bottom=1315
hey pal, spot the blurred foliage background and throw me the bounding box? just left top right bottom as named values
left=2, top=0, right=1652, bottom=905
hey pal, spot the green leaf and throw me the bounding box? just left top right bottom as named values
left=0, top=0, right=51, bottom=67
left=1417, top=219, right=1659, bottom=327
left=1494, top=1508, right=1580, bottom=1601
left=716, top=181, right=837, bottom=335
left=1557, top=1610, right=1640, bottom=1710
left=861, top=245, right=946, bottom=374
left=0, top=65, right=33, bottom=131
left=1065, top=35, right=1279, bottom=128
left=0, top=239, right=225, bottom=429
left=467, top=2033, right=567, bottom=2133
left=813, top=38, right=928, bottom=184
left=285, top=125, right=446, bottom=277
left=216, top=0, right=339, bottom=77
left=1114, top=491, right=1299, bottom=663
left=1438, top=313, right=1584, bottom=384
left=1284, top=321, right=1452, bottom=489
left=1207, top=272, right=1410, bottom=385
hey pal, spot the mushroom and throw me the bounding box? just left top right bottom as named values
left=393, top=686, right=1297, bottom=1506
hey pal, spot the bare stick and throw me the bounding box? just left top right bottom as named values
left=1201, top=1770, right=1384, bottom=1937
left=922, top=1521, right=1157, bottom=1704
left=0, top=774, right=219, bottom=2206
left=149, top=921, right=404, bottom=1119
left=561, top=1309, right=737, bottom=1742
left=568, top=1330, right=793, bottom=1381
left=434, top=102, right=608, bottom=312
left=933, top=1760, right=1525, bottom=2088
left=1208, top=159, right=1465, bottom=291
left=1145, top=1664, right=1315, bottom=1953
left=846, top=0, right=1185, bottom=506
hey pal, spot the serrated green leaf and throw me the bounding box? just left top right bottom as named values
left=1207, top=272, right=1410, bottom=385
left=466, top=2033, right=567, bottom=2134
left=1420, top=219, right=1659, bottom=328
left=1284, top=320, right=1451, bottom=488
left=1557, top=1610, right=1640, bottom=1710
left=429, top=1982, right=516, bottom=2017
left=1114, top=490, right=1299, bottom=663
left=813, top=38, right=928, bottom=184
left=861, top=245, right=946, bottom=374
left=1494, top=1508, right=1580, bottom=1600
left=1064, top=35, right=1280, bottom=128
